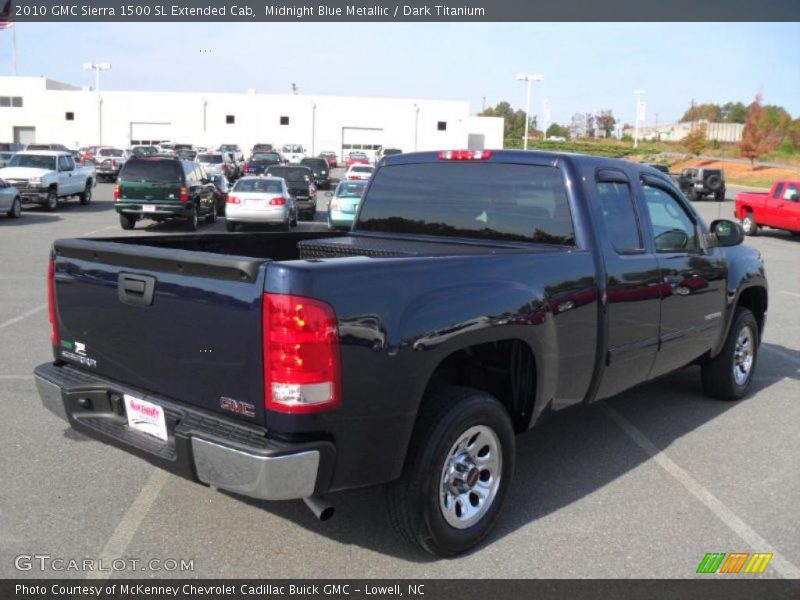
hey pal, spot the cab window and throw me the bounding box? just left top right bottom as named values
left=642, top=184, right=699, bottom=253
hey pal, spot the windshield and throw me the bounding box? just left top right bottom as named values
left=99, top=149, right=125, bottom=157
left=233, top=179, right=284, bottom=194
left=120, top=159, right=183, bottom=184
left=8, top=154, right=57, bottom=169
left=335, top=181, right=367, bottom=198
left=266, top=167, right=309, bottom=182
left=282, top=145, right=303, bottom=153
left=252, top=153, right=280, bottom=162
left=356, top=162, right=575, bottom=245
left=198, top=154, right=223, bottom=164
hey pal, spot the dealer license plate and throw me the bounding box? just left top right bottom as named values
left=123, top=394, right=168, bottom=441
left=142, top=204, right=157, bottom=213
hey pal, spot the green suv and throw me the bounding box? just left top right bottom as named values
left=115, top=157, right=217, bottom=230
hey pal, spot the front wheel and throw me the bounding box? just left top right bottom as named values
left=44, top=189, right=58, bottom=212
left=701, top=307, right=759, bottom=400
left=8, top=197, right=21, bottom=218
left=742, top=213, right=758, bottom=236
left=387, top=386, right=515, bottom=557
left=186, top=208, right=199, bottom=231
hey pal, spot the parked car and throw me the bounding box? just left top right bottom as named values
left=35, top=150, right=766, bottom=558
left=114, top=157, right=217, bottom=231
left=26, top=143, right=71, bottom=152
left=319, top=151, right=338, bottom=168
left=0, top=142, right=25, bottom=153
left=219, top=144, right=245, bottom=166
left=345, top=151, right=370, bottom=167
left=281, top=144, right=306, bottom=164
left=677, top=167, right=726, bottom=202
left=0, top=151, right=15, bottom=168
left=345, top=164, right=374, bottom=181
left=300, top=157, right=331, bottom=189
left=243, top=152, right=282, bottom=176
left=177, top=149, right=198, bottom=161
left=0, top=177, right=22, bottom=219
left=95, top=148, right=127, bottom=182
left=196, top=152, right=235, bottom=180
left=0, top=151, right=95, bottom=211
left=326, top=179, right=367, bottom=230
left=77, top=145, right=108, bottom=165
left=264, top=164, right=316, bottom=219
left=130, top=145, right=159, bottom=158
left=736, top=180, right=800, bottom=236
left=251, top=143, right=275, bottom=155
left=224, top=176, right=296, bottom=232
left=376, top=147, right=402, bottom=162
left=209, top=173, right=229, bottom=216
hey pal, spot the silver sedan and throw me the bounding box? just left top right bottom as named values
left=0, top=178, right=21, bottom=219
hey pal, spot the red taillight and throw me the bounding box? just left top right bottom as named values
left=113, top=184, right=120, bottom=200
left=263, top=293, right=341, bottom=414
left=226, top=195, right=241, bottom=204
left=112, top=159, right=118, bottom=167
left=47, top=258, right=59, bottom=346
left=438, top=150, right=493, bottom=161
left=269, top=197, right=286, bottom=206
left=309, top=184, right=316, bottom=195
left=330, top=200, right=340, bottom=211
left=244, top=163, right=250, bottom=173
left=179, top=186, right=189, bottom=202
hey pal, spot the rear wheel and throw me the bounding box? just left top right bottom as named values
left=701, top=307, right=759, bottom=400
left=225, top=219, right=237, bottom=232
left=387, top=386, right=515, bottom=557
left=119, top=214, right=136, bottom=230
left=205, top=202, right=217, bottom=224
left=742, top=213, right=758, bottom=236
left=715, top=190, right=725, bottom=202
left=186, top=208, right=198, bottom=231
left=79, top=182, right=92, bottom=205
left=44, top=189, right=58, bottom=212
left=8, top=197, right=21, bottom=218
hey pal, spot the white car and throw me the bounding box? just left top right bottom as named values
left=281, top=144, right=306, bottom=164
left=0, top=177, right=22, bottom=219
left=345, top=164, right=375, bottom=181
left=224, top=176, right=296, bottom=232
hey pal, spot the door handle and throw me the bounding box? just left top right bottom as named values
left=118, top=273, right=156, bottom=306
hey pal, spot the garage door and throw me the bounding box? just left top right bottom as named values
left=14, top=127, right=36, bottom=145
left=342, top=127, right=383, bottom=162
left=130, top=122, right=172, bottom=145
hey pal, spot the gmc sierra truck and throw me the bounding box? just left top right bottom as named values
left=35, top=150, right=767, bottom=557
left=0, top=150, right=95, bottom=211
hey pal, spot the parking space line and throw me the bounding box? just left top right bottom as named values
left=83, top=225, right=118, bottom=236
left=601, top=402, right=800, bottom=579
left=780, top=291, right=800, bottom=299
left=0, top=304, right=46, bottom=331
left=86, top=468, right=169, bottom=580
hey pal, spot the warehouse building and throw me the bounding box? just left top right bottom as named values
left=0, top=76, right=504, bottom=159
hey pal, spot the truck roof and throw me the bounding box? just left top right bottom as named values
left=16, top=150, right=73, bottom=157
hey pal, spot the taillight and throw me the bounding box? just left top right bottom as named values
left=113, top=185, right=120, bottom=200
left=112, top=159, right=118, bottom=167
left=47, top=258, right=59, bottom=346
left=438, top=150, right=493, bottom=160
left=330, top=200, right=340, bottom=211
left=226, top=195, right=241, bottom=204
left=309, top=184, right=316, bottom=195
left=244, top=163, right=250, bottom=173
left=269, top=197, right=286, bottom=206
left=179, top=186, right=189, bottom=202
left=263, top=293, right=341, bottom=414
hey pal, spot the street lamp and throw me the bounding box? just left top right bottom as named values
left=311, top=102, right=317, bottom=156
left=83, top=62, right=111, bottom=144
left=633, top=89, right=645, bottom=148
left=413, top=103, right=420, bottom=151
left=516, top=73, right=543, bottom=150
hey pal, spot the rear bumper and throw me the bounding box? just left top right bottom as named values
left=34, top=363, right=334, bottom=501
left=115, top=203, right=192, bottom=218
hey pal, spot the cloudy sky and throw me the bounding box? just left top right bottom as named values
left=2, top=22, right=799, bottom=126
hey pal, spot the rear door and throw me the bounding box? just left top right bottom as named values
left=119, top=159, right=184, bottom=205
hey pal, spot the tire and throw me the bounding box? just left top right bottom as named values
left=687, top=189, right=698, bottom=202
left=79, top=182, right=92, bottom=205
left=386, top=386, right=515, bottom=557
left=706, top=174, right=722, bottom=192
left=186, top=208, right=198, bottom=231
left=290, top=207, right=298, bottom=227
left=742, top=213, right=758, bottom=236
left=119, top=214, right=136, bottom=230
left=205, top=202, right=217, bottom=224
left=225, top=220, right=237, bottom=232
left=715, top=190, right=725, bottom=202
left=701, top=308, right=759, bottom=401
left=7, top=197, right=21, bottom=218
left=44, top=189, right=58, bottom=212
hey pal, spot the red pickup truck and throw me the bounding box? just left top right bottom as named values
left=736, top=180, right=800, bottom=236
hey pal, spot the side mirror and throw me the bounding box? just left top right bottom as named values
left=710, top=219, right=744, bottom=247
left=789, top=192, right=799, bottom=202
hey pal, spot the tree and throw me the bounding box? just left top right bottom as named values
left=546, top=123, right=570, bottom=139
left=479, top=101, right=537, bottom=143
left=740, top=94, right=771, bottom=167
left=596, top=110, right=617, bottom=138
left=681, top=103, right=722, bottom=123
left=569, top=113, right=586, bottom=138
left=684, top=123, right=708, bottom=157
left=585, top=113, right=596, bottom=138
left=720, top=101, right=747, bottom=123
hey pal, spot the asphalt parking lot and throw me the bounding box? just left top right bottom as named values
left=0, top=179, right=798, bottom=579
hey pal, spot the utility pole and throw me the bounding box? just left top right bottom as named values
left=516, top=73, right=543, bottom=150
left=481, top=96, right=486, bottom=112
left=633, top=89, right=645, bottom=148
left=655, top=112, right=659, bottom=141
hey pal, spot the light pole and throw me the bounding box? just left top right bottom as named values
left=633, top=89, right=645, bottom=148
left=516, top=73, right=543, bottom=150
left=311, top=102, right=317, bottom=156
left=83, top=62, right=111, bottom=144
left=413, top=103, right=420, bottom=151
left=541, top=98, right=550, bottom=139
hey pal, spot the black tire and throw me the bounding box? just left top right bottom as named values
left=701, top=307, right=759, bottom=401
left=742, top=212, right=758, bottom=236
left=7, top=197, right=21, bottom=218
left=119, top=214, right=136, bottom=230
left=205, top=202, right=217, bottom=224
left=687, top=189, right=698, bottom=202
left=44, top=189, right=58, bottom=212
left=290, top=207, right=298, bottom=227
left=706, top=174, right=722, bottom=192
left=715, top=190, right=725, bottom=202
left=186, top=208, right=198, bottom=231
left=386, top=386, right=515, bottom=557
left=225, top=219, right=237, bottom=232
left=79, top=182, right=92, bottom=205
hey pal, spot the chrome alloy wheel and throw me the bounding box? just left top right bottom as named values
left=439, top=425, right=502, bottom=529
left=733, top=325, right=755, bottom=386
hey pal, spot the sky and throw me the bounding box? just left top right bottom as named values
left=2, top=22, right=799, bottom=127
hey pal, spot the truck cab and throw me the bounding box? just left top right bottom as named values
left=736, top=180, right=800, bottom=236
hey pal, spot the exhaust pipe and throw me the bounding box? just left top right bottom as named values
left=303, top=496, right=335, bottom=521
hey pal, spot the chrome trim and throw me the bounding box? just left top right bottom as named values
left=35, top=375, right=68, bottom=422
left=192, top=438, right=319, bottom=501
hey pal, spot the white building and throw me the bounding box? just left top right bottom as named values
left=622, top=120, right=744, bottom=143
left=0, top=76, right=503, bottom=159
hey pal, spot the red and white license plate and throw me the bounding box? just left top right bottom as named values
left=124, top=394, right=168, bottom=441
left=142, top=204, right=157, bottom=213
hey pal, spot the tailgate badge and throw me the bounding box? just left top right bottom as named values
left=220, top=396, right=255, bottom=418
left=60, top=339, right=97, bottom=368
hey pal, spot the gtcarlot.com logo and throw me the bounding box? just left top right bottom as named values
left=14, top=554, right=194, bottom=572
left=696, top=552, right=773, bottom=574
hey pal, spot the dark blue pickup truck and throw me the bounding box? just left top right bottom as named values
left=35, top=150, right=767, bottom=557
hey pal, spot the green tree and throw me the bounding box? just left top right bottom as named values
left=596, top=110, right=617, bottom=138
left=545, top=123, right=570, bottom=139
left=681, top=103, right=722, bottom=123
left=480, top=101, right=536, bottom=143
left=720, top=101, right=747, bottom=123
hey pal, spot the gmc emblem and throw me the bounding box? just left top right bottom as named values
left=219, top=396, right=255, bottom=418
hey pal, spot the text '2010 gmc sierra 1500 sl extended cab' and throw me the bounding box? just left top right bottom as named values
left=35, top=150, right=767, bottom=557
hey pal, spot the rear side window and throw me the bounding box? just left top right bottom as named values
left=772, top=183, right=785, bottom=199
left=596, top=180, right=643, bottom=253
left=120, top=159, right=183, bottom=184
left=356, top=163, right=575, bottom=245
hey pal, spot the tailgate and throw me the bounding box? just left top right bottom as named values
left=51, top=239, right=269, bottom=424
